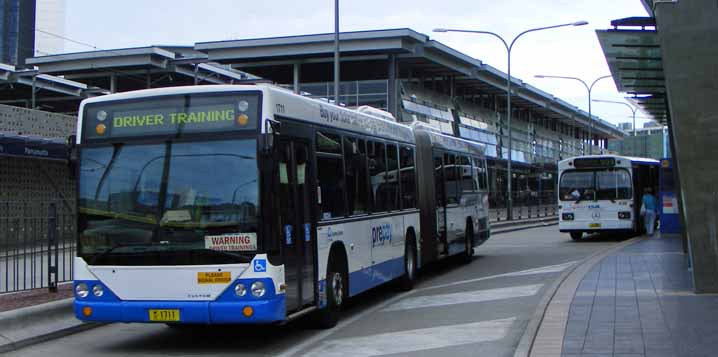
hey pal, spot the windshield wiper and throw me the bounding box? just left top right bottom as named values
left=89, top=242, right=156, bottom=265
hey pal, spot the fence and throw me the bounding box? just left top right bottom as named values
left=489, top=190, right=558, bottom=222
left=0, top=201, right=75, bottom=294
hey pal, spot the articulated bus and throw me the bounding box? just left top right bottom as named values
left=558, top=155, right=659, bottom=240
left=71, top=84, right=490, bottom=328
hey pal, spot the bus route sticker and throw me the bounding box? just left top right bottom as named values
left=205, top=233, right=257, bottom=251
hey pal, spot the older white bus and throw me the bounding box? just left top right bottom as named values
left=558, top=155, right=659, bottom=240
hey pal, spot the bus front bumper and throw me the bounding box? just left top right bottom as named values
left=559, top=220, right=633, bottom=232
left=74, top=296, right=286, bottom=324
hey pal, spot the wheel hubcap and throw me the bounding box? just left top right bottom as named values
left=331, top=273, right=343, bottom=306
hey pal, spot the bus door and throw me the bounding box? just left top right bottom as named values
left=277, top=139, right=316, bottom=311
left=434, top=153, right=448, bottom=254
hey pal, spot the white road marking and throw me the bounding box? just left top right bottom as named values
left=502, top=260, right=577, bottom=277
left=421, top=260, right=577, bottom=292
left=302, top=317, right=516, bottom=357
left=383, top=284, right=543, bottom=312
left=278, top=261, right=574, bottom=357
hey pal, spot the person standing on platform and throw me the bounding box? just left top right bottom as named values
left=641, top=187, right=658, bottom=236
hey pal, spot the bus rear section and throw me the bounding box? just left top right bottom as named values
left=558, top=156, right=659, bottom=240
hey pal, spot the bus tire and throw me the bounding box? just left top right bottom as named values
left=314, top=254, right=346, bottom=329
left=461, top=220, right=475, bottom=264
left=398, top=236, right=417, bottom=291
left=570, top=232, right=583, bottom=241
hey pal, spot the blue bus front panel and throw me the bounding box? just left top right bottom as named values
left=73, top=278, right=286, bottom=324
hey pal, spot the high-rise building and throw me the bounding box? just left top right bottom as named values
left=0, top=0, right=36, bottom=67
left=35, top=0, right=65, bottom=56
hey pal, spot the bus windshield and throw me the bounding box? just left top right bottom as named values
left=78, top=139, right=259, bottom=264
left=559, top=168, right=632, bottom=201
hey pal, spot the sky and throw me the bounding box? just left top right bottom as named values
left=57, top=0, right=650, bottom=128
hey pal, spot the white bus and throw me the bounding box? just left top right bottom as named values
left=558, top=155, right=660, bottom=240
left=71, top=84, right=490, bottom=328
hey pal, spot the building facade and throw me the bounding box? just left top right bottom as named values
left=0, top=0, right=35, bottom=67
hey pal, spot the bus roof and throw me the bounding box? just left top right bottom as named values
left=558, top=155, right=660, bottom=169
left=413, top=122, right=486, bottom=156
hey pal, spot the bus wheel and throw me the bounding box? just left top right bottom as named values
left=570, top=232, right=583, bottom=241
left=398, top=237, right=417, bottom=291
left=461, top=222, right=474, bottom=264
left=314, top=258, right=345, bottom=329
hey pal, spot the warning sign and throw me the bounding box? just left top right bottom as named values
left=204, top=233, right=257, bottom=251
left=197, top=271, right=231, bottom=284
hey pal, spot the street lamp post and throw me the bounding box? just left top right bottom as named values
left=434, top=21, right=587, bottom=220
left=534, top=74, right=612, bottom=155
left=593, top=99, right=639, bottom=136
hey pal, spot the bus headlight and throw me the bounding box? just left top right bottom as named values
left=251, top=281, right=266, bottom=297
left=75, top=283, right=89, bottom=298
left=618, top=211, right=631, bottom=220
left=562, top=213, right=575, bottom=221
left=234, top=283, right=247, bottom=297
left=92, top=284, right=104, bottom=297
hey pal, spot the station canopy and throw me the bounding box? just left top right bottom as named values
left=597, top=17, right=668, bottom=124
left=27, top=46, right=260, bottom=97
left=0, top=63, right=107, bottom=113
left=196, top=29, right=625, bottom=139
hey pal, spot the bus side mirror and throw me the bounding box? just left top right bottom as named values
left=260, top=119, right=281, bottom=155
left=67, top=135, right=78, bottom=178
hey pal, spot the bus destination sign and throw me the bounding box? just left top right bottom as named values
left=574, top=157, right=616, bottom=168
left=83, top=93, right=259, bottom=140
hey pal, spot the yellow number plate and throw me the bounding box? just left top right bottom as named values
left=148, top=309, right=180, bottom=322
left=589, top=223, right=602, bottom=228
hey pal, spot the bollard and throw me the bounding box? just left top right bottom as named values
left=47, top=203, right=58, bottom=293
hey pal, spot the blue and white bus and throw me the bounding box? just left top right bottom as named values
left=558, top=155, right=659, bottom=240
left=71, top=84, right=490, bottom=328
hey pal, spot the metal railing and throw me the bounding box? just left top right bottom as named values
left=0, top=201, right=75, bottom=294
left=489, top=190, right=558, bottom=222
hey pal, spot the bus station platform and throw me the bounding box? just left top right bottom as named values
left=531, top=233, right=718, bottom=357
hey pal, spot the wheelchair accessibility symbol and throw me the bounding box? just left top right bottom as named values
left=253, top=259, right=267, bottom=272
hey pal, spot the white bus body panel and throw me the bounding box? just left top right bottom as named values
left=74, top=255, right=284, bottom=301
left=559, top=200, right=634, bottom=231
left=316, top=212, right=420, bottom=296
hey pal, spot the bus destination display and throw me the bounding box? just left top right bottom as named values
left=574, top=157, right=616, bottom=168
left=83, top=93, right=259, bottom=139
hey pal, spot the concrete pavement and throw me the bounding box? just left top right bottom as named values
left=530, top=233, right=718, bottom=357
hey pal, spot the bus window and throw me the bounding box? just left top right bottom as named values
left=316, top=131, right=342, bottom=154
left=384, top=144, right=400, bottom=211
left=597, top=169, right=632, bottom=200
left=434, top=155, right=445, bottom=207
left=343, top=137, right=368, bottom=215
left=444, top=153, right=459, bottom=204
left=368, top=141, right=387, bottom=212
left=400, top=146, right=416, bottom=209
left=459, top=155, right=474, bottom=194
left=316, top=131, right=346, bottom=219
left=559, top=171, right=594, bottom=201
left=470, top=157, right=481, bottom=192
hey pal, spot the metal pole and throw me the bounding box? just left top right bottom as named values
left=506, top=51, right=513, bottom=220
left=633, top=109, right=637, bottom=136
left=588, top=89, right=593, bottom=155
left=333, top=0, right=340, bottom=105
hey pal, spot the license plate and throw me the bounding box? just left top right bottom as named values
left=589, top=223, right=601, bottom=228
left=148, top=309, right=180, bottom=322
